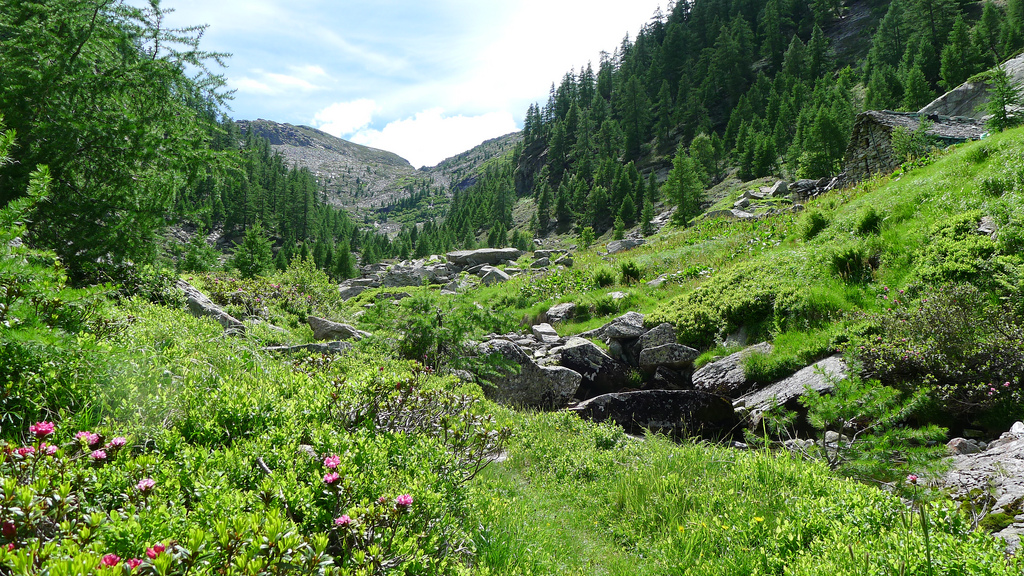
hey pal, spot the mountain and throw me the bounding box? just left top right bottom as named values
left=235, top=119, right=521, bottom=217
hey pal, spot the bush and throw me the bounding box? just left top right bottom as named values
left=799, top=209, right=830, bottom=241
left=593, top=267, right=615, bottom=287
left=829, top=245, right=875, bottom=284
left=619, top=261, right=643, bottom=285
left=856, top=206, right=883, bottom=235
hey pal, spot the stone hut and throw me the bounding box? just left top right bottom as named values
left=844, top=111, right=985, bottom=182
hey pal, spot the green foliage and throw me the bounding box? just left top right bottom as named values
left=579, top=226, right=595, bottom=249
left=907, top=210, right=1006, bottom=288
left=232, top=222, right=274, bottom=279
left=985, top=64, right=1024, bottom=132
left=593, top=267, right=615, bottom=288
left=891, top=119, right=938, bottom=164
left=177, top=234, right=220, bottom=274
left=829, top=244, right=875, bottom=284
left=619, top=261, right=643, bottom=285
left=856, top=206, right=884, bottom=236
left=664, top=143, right=705, bottom=226
left=799, top=209, right=830, bottom=241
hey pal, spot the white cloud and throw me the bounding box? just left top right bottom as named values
left=312, top=99, right=379, bottom=137
left=350, top=109, right=518, bottom=168
left=231, top=68, right=327, bottom=95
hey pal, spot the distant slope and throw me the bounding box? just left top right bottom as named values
left=421, top=132, right=523, bottom=191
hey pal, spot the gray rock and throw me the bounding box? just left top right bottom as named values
left=339, top=285, right=367, bottom=301
left=480, top=339, right=581, bottom=408
left=606, top=238, right=645, bottom=254
left=375, top=291, right=411, bottom=301
left=652, top=366, right=687, bottom=390
left=647, top=274, right=669, bottom=288
left=560, top=337, right=628, bottom=398
left=307, top=316, right=371, bottom=342
left=739, top=356, right=847, bottom=421
left=480, top=267, right=511, bottom=286
left=569, top=389, right=738, bottom=439
left=534, top=249, right=566, bottom=259
left=639, top=343, right=700, bottom=371
left=769, top=181, right=789, bottom=197
left=734, top=197, right=751, bottom=209
left=531, top=323, right=560, bottom=344
left=638, top=323, right=677, bottom=350
left=265, top=341, right=353, bottom=355
left=446, top=248, right=524, bottom=267
left=978, top=215, right=998, bottom=236
left=607, top=291, right=630, bottom=301
left=947, top=437, right=983, bottom=455
left=349, top=278, right=379, bottom=288
left=531, top=257, right=551, bottom=268
left=554, top=254, right=574, bottom=267
left=176, top=280, right=245, bottom=334
left=692, top=342, right=773, bottom=396
left=545, top=302, right=576, bottom=323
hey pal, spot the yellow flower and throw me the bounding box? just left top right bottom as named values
left=753, top=517, right=764, bottom=523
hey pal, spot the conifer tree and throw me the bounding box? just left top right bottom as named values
left=664, top=143, right=705, bottom=225
left=941, top=16, right=978, bottom=90
left=233, top=221, right=273, bottom=279
left=985, top=64, right=1023, bottom=132
left=537, top=184, right=552, bottom=235
left=335, top=240, right=355, bottom=280
left=641, top=197, right=655, bottom=237
left=619, top=195, right=637, bottom=228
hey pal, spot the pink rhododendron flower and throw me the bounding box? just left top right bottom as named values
left=41, top=443, right=57, bottom=456
left=395, top=494, right=413, bottom=507
left=323, top=455, right=340, bottom=469
left=136, top=478, right=156, bottom=493
left=145, top=543, right=165, bottom=559
left=100, top=553, right=121, bottom=567
left=334, top=515, right=352, bottom=527
left=125, top=558, right=142, bottom=570
left=76, top=431, right=100, bottom=445
left=378, top=496, right=388, bottom=504
left=906, top=474, right=918, bottom=485
left=322, top=472, right=340, bottom=485
left=28, top=421, right=55, bottom=437
left=90, top=450, right=107, bottom=461
left=16, top=446, right=34, bottom=457
left=108, top=437, right=127, bottom=448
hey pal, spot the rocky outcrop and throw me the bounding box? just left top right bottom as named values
left=379, top=260, right=453, bottom=287
left=545, top=302, right=576, bottom=324
left=446, top=248, right=523, bottom=267
left=737, top=355, right=847, bottom=424
left=569, top=390, right=738, bottom=439
left=606, top=239, right=645, bottom=254
left=307, top=316, right=371, bottom=342
left=480, top=339, right=581, bottom=408
left=480, top=267, right=511, bottom=286
left=638, top=344, right=699, bottom=371
left=692, top=342, right=773, bottom=396
left=560, top=337, right=629, bottom=398
left=176, top=280, right=245, bottom=334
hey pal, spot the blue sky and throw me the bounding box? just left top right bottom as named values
left=155, top=0, right=666, bottom=167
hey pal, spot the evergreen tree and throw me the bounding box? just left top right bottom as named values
left=537, top=183, right=553, bottom=235
left=641, top=197, right=656, bottom=237
left=689, top=133, right=718, bottom=185
left=902, top=65, right=935, bottom=111
left=334, top=240, right=356, bottom=280
left=973, top=0, right=1003, bottom=63
left=586, top=185, right=610, bottom=231
left=664, top=143, right=705, bottom=225
left=985, top=64, right=1024, bottom=132
left=940, top=16, right=978, bottom=90
left=619, top=194, right=637, bottom=228
left=233, top=221, right=273, bottom=279
left=613, top=215, right=626, bottom=240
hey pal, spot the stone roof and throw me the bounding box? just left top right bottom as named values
left=861, top=110, right=985, bottom=141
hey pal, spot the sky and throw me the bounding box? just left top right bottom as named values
left=152, top=0, right=666, bottom=168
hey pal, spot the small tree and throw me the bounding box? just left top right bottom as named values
left=233, top=221, right=273, bottom=279
left=664, top=143, right=705, bottom=226
left=985, top=64, right=1023, bottom=132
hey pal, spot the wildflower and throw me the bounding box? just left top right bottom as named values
left=76, top=431, right=100, bottom=445
left=100, top=553, right=121, bottom=567
left=136, top=478, right=156, bottom=493
left=378, top=496, right=388, bottom=505
left=1005, top=382, right=1011, bottom=388
left=145, top=544, right=165, bottom=559
left=395, top=494, right=413, bottom=507
left=753, top=517, right=764, bottom=523
left=323, top=472, right=341, bottom=485
left=90, top=450, right=107, bottom=461
left=28, top=421, right=55, bottom=438
left=16, top=446, right=35, bottom=457
left=125, top=558, right=142, bottom=570
left=334, top=515, right=352, bottom=527
left=323, top=455, right=340, bottom=469
left=40, top=443, right=57, bottom=456
left=906, top=474, right=918, bottom=485
left=108, top=437, right=127, bottom=448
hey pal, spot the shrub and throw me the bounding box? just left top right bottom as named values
left=799, top=209, right=830, bottom=241
left=619, top=261, right=643, bottom=285
left=829, top=245, right=875, bottom=284
left=907, top=210, right=1008, bottom=290
left=856, top=206, right=883, bottom=235
left=593, top=267, right=615, bottom=287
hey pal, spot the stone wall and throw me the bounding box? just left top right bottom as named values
left=844, top=121, right=898, bottom=183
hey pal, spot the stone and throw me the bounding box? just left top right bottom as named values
left=375, top=291, right=411, bottom=301
left=480, top=267, right=511, bottom=286
left=947, top=437, right=983, bottom=455
left=545, top=302, right=576, bottom=324
left=554, top=254, right=574, bottom=267
left=1011, top=421, right=1024, bottom=438
left=734, top=197, right=751, bottom=209
left=769, top=181, right=789, bottom=197
left=350, top=278, right=379, bottom=288
left=569, top=390, right=739, bottom=439
left=307, top=316, right=371, bottom=342
left=446, top=248, right=524, bottom=267
left=692, top=342, right=773, bottom=397
left=176, top=280, right=245, bottom=334
left=647, top=274, right=669, bottom=288
left=531, top=323, right=560, bottom=344
left=559, top=337, right=628, bottom=398
left=264, top=341, right=353, bottom=356
left=638, top=323, right=677, bottom=350
left=652, top=366, right=687, bottom=390
left=606, top=238, right=645, bottom=254
left=531, top=257, right=551, bottom=268
left=739, top=356, right=848, bottom=422
left=534, top=249, right=566, bottom=259
left=479, top=339, right=581, bottom=408
left=607, top=291, right=629, bottom=301
left=339, top=285, right=367, bottom=301
left=639, top=343, right=700, bottom=371
left=978, top=215, right=998, bottom=236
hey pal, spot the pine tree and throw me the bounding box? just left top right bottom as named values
left=334, top=240, right=355, bottom=280
left=940, top=16, right=977, bottom=90
left=619, top=194, right=637, bottom=228
left=537, top=183, right=552, bottom=235
left=613, top=215, right=626, bottom=240
left=664, top=143, right=705, bottom=225
left=985, top=64, right=1024, bottom=132
left=689, top=133, right=718, bottom=185
left=902, top=65, right=934, bottom=111
left=973, top=0, right=1003, bottom=63
left=641, top=197, right=655, bottom=237
left=233, top=221, right=273, bottom=279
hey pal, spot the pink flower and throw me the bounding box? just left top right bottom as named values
left=100, top=553, right=121, bottom=567
left=125, top=558, right=142, bottom=570
left=395, top=494, right=413, bottom=507
left=378, top=496, right=388, bottom=504
left=90, top=450, right=107, bottom=461
left=16, top=446, right=35, bottom=457
left=145, top=543, right=165, bottom=559
left=28, top=421, right=55, bottom=438
left=1005, top=382, right=1012, bottom=388
left=2, top=521, right=15, bottom=539
left=334, top=515, right=352, bottom=527
left=322, top=472, right=340, bottom=485
left=108, top=437, right=127, bottom=448
left=323, top=455, right=340, bottom=469
left=136, top=478, right=156, bottom=493
left=906, top=474, right=918, bottom=485
left=76, top=431, right=100, bottom=446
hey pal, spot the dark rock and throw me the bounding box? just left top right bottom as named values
left=651, top=366, right=688, bottom=390
left=570, top=389, right=739, bottom=439
left=560, top=337, right=628, bottom=398
left=446, top=248, right=523, bottom=267
left=692, top=342, right=773, bottom=396
left=480, top=339, right=581, bottom=408
left=769, top=181, right=789, bottom=197
left=531, top=257, right=551, bottom=269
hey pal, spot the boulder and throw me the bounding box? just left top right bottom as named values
left=559, top=337, right=629, bottom=398
left=769, top=180, right=789, bottom=197
left=692, top=342, right=773, bottom=396
left=480, top=339, right=581, bottom=409
left=734, top=197, right=751, bottom=209
left=176, top=280, right=245, bottom=334
left=639, top=343, right=700, bottom=371
left=264, top=341, right=353, bottom=356
left=606, top=238, right=645, bottom=254
left=647, top=274, right=669, bottom=288
left=545, top=302, right=576, bottom=324
left=531, top=257, right=551, bottom=269
left=607, top=291, right=630, bottom=301
left=307, top=316, right=371, bottom=342
left=947, top=437, right=983, bottom=455
left=531, top=323, right=560, bottom=344
left=379, top=262, right=451, bottom=288
left=339, top=285, right=367, bottom=301
left=638, top=323, right=677, bottom=350
left=570, top=390, right=739, bottom=439
left=480, top=267, right=511, bottom=286
left=534, top=249, right=566, bottom=259
left=446, top=248, right=524, bottom=267
left=554, top=254, right=574, bottom=267
left=581, top=311, right=645, bottom=341
left=651, top=366, right=687, bottom=390
left=739, top=355, right=847, bottom=422
left=375, top=291, right=411, bottom=301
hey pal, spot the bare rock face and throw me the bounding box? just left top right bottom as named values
left=307, top=316, right=371, bottom=342
left=480, top=339, right=581, bottom=409
left=560, top=337, right=628, bottom=399
left=738, top=355, right=847, bottom=423
left=606, top=238, right=645, bottom=254
left=446, top=248, right=523, bottom=267
left=176, top=280, right=245, bottom=334
left=692, top=342, right=773, bottom=396
left=570, top=390, right=738, bottom=439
